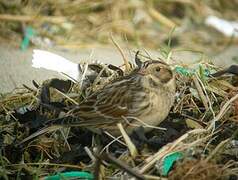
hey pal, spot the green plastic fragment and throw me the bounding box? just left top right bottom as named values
left=162, top=152, right=183, bottom=176
left=175, top=66, right=211, bottom=77
left=44, top=171, right=94, bottom=180
left=204, top=68, right=211, bottom=76
left=198, top=65, right=211, bottom=80
left=20, top=26, right=35, bottom=51
left=175, top=66, right=194, bottom=76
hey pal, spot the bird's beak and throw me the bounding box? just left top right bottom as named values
left=138, top=68, right=147, bottom=75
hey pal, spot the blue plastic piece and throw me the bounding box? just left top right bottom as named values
left=20, top=26, right=35, bottom=51
left=162, top=152, right=183, bottom=176
left=44, top=171, right=94, bottom=180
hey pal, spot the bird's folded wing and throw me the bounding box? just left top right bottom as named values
left=47, top=75, right=143, bottom=129
left=49, top=90, right=131, bottom=129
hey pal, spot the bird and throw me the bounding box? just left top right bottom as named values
left=48, top=53, right=176, bottom=136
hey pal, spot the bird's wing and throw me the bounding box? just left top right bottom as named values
left=70, top=83, right=133, bottom=126
left=53, top=76, right=145, bottom=129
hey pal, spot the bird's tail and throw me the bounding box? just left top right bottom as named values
left=32, top=49, right=81, bottom=80
left=45, top=115, right=77, bottom=126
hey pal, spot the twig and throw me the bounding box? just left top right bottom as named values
left=110, top=33, right=130, bottom=72
left=100, top=135, right=123, bottom=154
left=80, top=63, right=89, bottom=88
left=1, top=107, right=17, bottom=121
left=60, top=72, right=78, bottom=83
left=208, top=93, right=238, bottom=131
left=125, top=116, right=167, bottom=131
left=24, top=145, right=53, bottom=159
left=147, top=7, right=177, bottom=29
left=18, top=125, right=63, bottom=145
left=59, top=128, right=71, bottom=151
left=79, top=49, right=94, bottom=88
left=103, top=131, right=126, bottom=147
left=93, top=147, right=104, bottom=180
left=84, top=146, right=96, bottom=162
left=117, top=123, right=138, bottom=158
left=205, top=139, right=230, bottom=162
left=0, top=14, right=66, bottom=24
left=144, top=174, right=167, bottom=180
left=192, top=75, right=209, bottom=111
left=94, top=154, right=102, bottom=180
left=54, top=89, right=79, bottom=105
left=203, top=134, right=218, bottom=154
left=6, top=162, right=83, bottom=169
left=195, top=73, right=215, bottom=117
left=98, top=153, right=146, bottom=180
left=139, top=128, right=206, bottom=173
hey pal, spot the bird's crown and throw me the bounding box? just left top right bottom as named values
left=135, top=52, right=174, bottom=84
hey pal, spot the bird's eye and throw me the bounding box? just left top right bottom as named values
left=155, top=67, right=161, bottom=72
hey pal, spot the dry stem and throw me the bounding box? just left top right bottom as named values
left=0, top=14, right=66, bottom=24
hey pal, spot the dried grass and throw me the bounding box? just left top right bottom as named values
left=1, top=51, right=238, bottom=179
left=0, top=0, right=237, bottom=51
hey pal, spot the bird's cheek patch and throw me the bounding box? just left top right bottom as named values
left=158, top=69, right=173, bottom=83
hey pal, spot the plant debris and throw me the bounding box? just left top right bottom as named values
left=1, top=52, right=238, bottom=179
left=0, top=0, right=238, bottom=52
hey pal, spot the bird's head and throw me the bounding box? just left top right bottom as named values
left=134, top=52, right=175, bottom=90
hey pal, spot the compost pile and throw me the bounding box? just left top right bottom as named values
left=0, top=53, right=238, bottom=179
